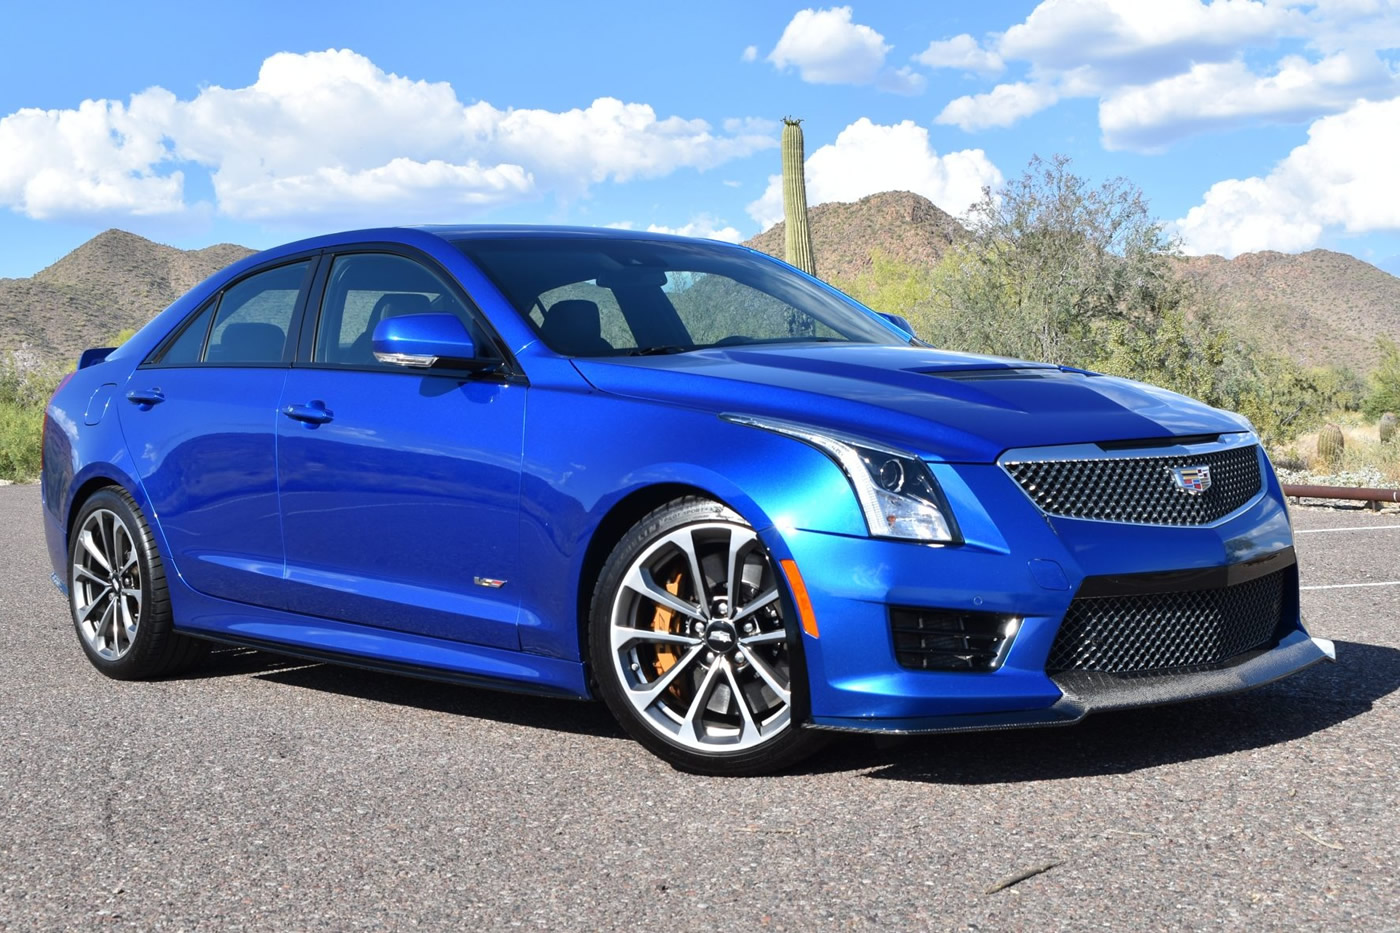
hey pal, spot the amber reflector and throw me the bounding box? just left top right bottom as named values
left=779, top=559, right=819, bottom=639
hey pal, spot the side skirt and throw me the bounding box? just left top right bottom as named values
left=168, top=591, right=592, bottom=701
left=185, top=629, right=591, bottom=701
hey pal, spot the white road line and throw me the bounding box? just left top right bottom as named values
left=1301, top=581, right=1400, bottom=591
left=1295, top=525, right=1400, bottom=534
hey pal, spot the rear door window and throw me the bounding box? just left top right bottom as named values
left=155, top=299, right=217, bottom=366
left=204, top=261, right=310, bottom=364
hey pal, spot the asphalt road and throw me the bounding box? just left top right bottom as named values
left=2, top=484, right=1397, bottom=931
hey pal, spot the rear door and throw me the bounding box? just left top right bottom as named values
left=274, top=249, right=526, bottom=649
left=118, top=258, right=316, bottom=605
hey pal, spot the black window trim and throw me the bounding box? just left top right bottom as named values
left=292, top=242, right=525, bottom=383
left=142, top=293, right=219, bottom=367
left=139, top=251, right=323, bottom=371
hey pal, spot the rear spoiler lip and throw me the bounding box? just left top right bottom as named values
left=78, top=347, right=116, bottom=370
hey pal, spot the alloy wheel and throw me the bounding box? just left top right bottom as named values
left=72, top=508, right=142, bottom=661
left=608, top=521, right=792, bottom=753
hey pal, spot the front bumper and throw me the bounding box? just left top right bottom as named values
left=809, top=630, right=1333, bottom=734
left=768, top=460, right=1331, bottom=734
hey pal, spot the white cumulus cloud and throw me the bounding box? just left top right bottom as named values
left=1100, top=49, right=1399, bottom=150
left=609, top=214, right=745, bottom=243
left=0, top=91, right=185, bottom=220
left=936, top=82, right=1061, bottom=131
left=767, top=6, right=889, bottom=84
left=0, top=48, right=777, bottom=225
left=1174, top=97, right=1400, bottom=256
left=915, top=34, right=1005, bottom=75
left=922, top=0, right=1400, bottom=149
left=998, top=0, right=1302, bottom=82
left=765, top=6, right=923, bottom=93
left=746, top=118, right=1003, bottom=229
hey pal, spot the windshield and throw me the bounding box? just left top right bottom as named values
left=454, top=236, right=901, bottom=356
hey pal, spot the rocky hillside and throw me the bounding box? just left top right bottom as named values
left=4, top=205, right=1397, bottom=376
left=744, top=190, right=963, bottom=283
left=747, top=190, right=1399, bottom=373
left=1180, top=249, right=1400, bottom=372
left=0, top=230, right=255, bottom=364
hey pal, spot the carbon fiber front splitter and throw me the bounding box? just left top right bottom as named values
left=806, top=628, right=1333, bottom=735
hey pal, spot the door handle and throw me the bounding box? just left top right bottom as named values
left=282, top=401, right=334, bottom=425
left=126, top=388, right=165, bottom=407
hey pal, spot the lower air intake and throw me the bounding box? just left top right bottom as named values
left=1047, top=570, right=1287, bottom=675
left=891, top=609, right=1020, bottom=672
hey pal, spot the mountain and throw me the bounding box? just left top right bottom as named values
left=745, top=190, right=1399, bottom=373
left=5, top=205, right=1397, bottom=376
left=744, top=190, right=963, bottom=284
left=1180, top=249, right=1400, bottom=372
left=0, top=230, right=255, bottom=365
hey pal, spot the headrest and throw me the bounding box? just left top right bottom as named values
left=541, top=299, right=610, bottom=354
left=370, top=292, right=433, bottom=322
left=209, top=322, right=285, bottom=362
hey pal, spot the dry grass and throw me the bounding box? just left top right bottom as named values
left=1271, top=413, right=1400, bottom=487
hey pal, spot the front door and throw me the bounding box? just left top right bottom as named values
left=274, top=251, right=525, bottom=649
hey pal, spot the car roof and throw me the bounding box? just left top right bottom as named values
left=415, top=224, right=745, bottom=245
left=245, top=224, right=748, bottom=267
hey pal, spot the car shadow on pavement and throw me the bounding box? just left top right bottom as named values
left=808, top=640, right=1400, bottom=783
left=193, top=646, right=627, bottom=740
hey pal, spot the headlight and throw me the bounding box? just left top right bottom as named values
left=722, top=414, right=961, bottom=543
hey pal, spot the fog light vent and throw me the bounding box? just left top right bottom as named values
left=890, top=609, right=1021, bottom=672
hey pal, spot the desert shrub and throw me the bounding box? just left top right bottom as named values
left=832, top=155, right=1357, bottom=446
left=1363, top=337, right=1400, bottom=420
left=0, top=353, right=65, bottom=482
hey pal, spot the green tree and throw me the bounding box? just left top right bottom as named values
left=1363, top=337, right=1400, bottom=419
left=828, top=154, right=1347, bottom=445
left=0, top=353, right=65, bottom=482
left=835, top=250, right=939, bottom=320
left=931, top=154, right=1185, bottom=366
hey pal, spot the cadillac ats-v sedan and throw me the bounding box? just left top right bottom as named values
left=41, top=225, right=1335, bottom=775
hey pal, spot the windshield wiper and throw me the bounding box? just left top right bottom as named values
left=625, top=345, right=697, bottom=356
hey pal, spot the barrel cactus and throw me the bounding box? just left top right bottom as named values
left=1381, top=412, right=1398, bottom=444
left=781, top=118, right=816, bottom=278
left=1317, top=423, right=1346, bottom=468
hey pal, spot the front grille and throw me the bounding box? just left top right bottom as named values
left=1004, top=444, right=1262, bottom=525
left=1047, top=569, right=1286, bottom=674
left=891, top=608, right=1019, bottom=672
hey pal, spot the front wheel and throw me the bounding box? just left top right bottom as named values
left=588, top=497, right=825, bottom=775
left=68, top=487, right=208, bottom=679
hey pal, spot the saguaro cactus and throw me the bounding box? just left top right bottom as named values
left=781, top=118, right=816, bottom=278
left=1317, top=423, right=1346, bottom=468
left=1380, top=412, right=1397, bottom=444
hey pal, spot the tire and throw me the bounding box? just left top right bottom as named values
left=67, top=487, right=208, bottom=679
left=588, top=497, right=825, bottom=775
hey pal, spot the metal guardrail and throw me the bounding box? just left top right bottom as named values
left=1282, top=484, right=1400, bottom=510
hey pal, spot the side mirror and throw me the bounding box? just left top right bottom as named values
left=879, top=312, right=916, bottom=338
left=372, top=313, right=486, bottom=369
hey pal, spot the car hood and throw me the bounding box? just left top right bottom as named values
left=571, top=344, right=1250, bottom=463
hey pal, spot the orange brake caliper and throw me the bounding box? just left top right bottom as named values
left=651, top=570, right=688, bottom=697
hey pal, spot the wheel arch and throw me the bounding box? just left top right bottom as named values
left=64, top=466, right=149, bottom=554
left=573, top=482, right=720, bottom=671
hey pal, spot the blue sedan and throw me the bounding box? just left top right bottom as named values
left=40, top=226, right=1335, bottom=774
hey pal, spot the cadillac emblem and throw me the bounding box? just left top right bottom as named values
left=1170, top=465, right=1212, bottom=495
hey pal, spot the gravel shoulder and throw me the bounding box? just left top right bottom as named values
left=2, top=486, right=1397, bottom=930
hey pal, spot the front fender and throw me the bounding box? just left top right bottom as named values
left=515, top=387, right=868, bottom=659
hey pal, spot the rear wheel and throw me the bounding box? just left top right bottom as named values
left=68, top=488, right=207, bottom=679
left=589, top=497, right=824, bottom=775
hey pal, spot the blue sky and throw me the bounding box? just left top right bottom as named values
left=1, top=0, right=1398, bottom=279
